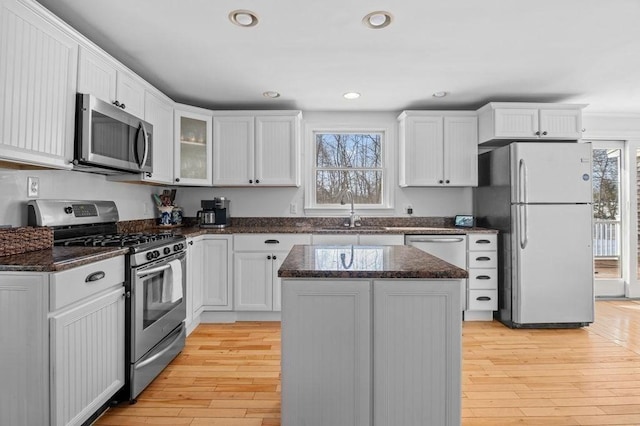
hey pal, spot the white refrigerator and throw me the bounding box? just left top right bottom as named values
left=474, top=142, right=594, bottom=328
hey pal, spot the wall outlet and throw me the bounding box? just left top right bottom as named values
left=290, top=203, right=298, bottom=214
left=406, top=205, right=413, bottom=215
left=27, top=176, right=39, bottom=198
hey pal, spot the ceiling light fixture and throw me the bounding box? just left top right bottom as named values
left=432, top=91, right=448, bottom=98
left=362, top=11, right=393, bottom=29
left=263, top=91, right=281, bottom=98
left=343, top=92, right=361, bottom=100
left=229, top=10, right=259, bottom=27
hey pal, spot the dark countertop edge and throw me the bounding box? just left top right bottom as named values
left=279, top=271, right=468, bottom=279
left=175, top=226, right=498, bottom=238
left=0, top=247, right=129, bottom=272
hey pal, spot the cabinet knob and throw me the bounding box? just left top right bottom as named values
left=267, top=255, right=272, bottom=260
left=175, top=178, right=180, bottom=182
left=113, top=101, right=120, bottom=107
left=146, top=172, right=152, bottom=178
left=255, top=179, right=260, bottom=184
left=249, top=179, right=253, bottom=184
left=188, top=241, right=193, bottom=245
left=535, top=131, right=541, bottom=136
left=120, top=103, right=126, bottom=110
left=272, top=255, right=277, bottom=260
left=542, top=131, right=547, bottom=136
left=439, top=180, right=444, bottom=184
left=445, top=180, right=450, bottom=184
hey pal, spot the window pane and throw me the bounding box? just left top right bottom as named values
left=316, top=133, right=381, bottom=168
left=316, top=170, right=382, bottom=204
left=592, top=148, right=621, bottom=279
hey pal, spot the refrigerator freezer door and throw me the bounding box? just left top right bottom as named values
left=510, top=142, right=592, bottom=204
left=512, top=203, right=594, bottom=325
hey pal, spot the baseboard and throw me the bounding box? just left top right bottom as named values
left=463, top=310, right=494, bottom=321
left=198, top=311, right=282, bottom=323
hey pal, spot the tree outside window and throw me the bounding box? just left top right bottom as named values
left=314, top=132, right=383, bottom=205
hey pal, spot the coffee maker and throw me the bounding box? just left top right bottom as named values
left=197, top=198, right=230, bottom=228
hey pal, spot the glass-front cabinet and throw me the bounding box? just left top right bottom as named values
left=174, top=105, right=213, bottom=186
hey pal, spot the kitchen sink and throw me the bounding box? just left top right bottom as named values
left=316, top=226, right=386, bottom=232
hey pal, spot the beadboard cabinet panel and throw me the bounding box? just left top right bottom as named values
left=212, top=115, right=254, bottom=185
left=255, top=115, right=300, bottom=186
left=0, top=0, right=78, bottom=169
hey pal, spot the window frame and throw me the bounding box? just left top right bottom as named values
left=304, top=123, right=394, bottom=214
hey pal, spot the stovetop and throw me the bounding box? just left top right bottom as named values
left=57, top=232, right=177, bottom=248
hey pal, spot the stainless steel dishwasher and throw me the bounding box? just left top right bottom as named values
left=405, top=234, right=467, bottom=310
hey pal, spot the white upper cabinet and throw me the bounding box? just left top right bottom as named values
left=0, top=0, right=78, bottom=169
left=478, top=102, right=586, bottom=143
left=213, top=111, right=302, bottom=187
left=174, top=104, right=213, bottom=186
left=142, top=91, right=174, bottom=184
left=77, top=46, right=145, bottom=118
left=398, top=111, right=478, bottom=187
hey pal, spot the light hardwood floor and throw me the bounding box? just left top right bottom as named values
left=95, top=300, right=640, bottom=426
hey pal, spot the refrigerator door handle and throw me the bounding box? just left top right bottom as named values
left=519, top=158, right=528, bottom=204
left=520, top=204, right=529, bottom=249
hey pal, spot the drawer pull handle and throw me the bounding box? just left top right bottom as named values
left=476, top=275, right=491, bottom=280
left=265, top=239, right=280, bottom=244
left=476, top=256, right=491, bottom=261
left=476, top=296, right=492, bottom=301
left=85, top=271, right=105, bottom=283
left=475, top=239, right=491, bottom=244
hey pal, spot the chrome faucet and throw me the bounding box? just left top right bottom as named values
left=339, top=189, right=359, bottom=228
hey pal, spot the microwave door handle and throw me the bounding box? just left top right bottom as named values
left=138, top=121, right=149, bottom=169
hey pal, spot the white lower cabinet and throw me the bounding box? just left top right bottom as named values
left=202, top=236, right=232, bottom=309
left=465, top=233, right=498, bottom=321
left=282, top=278, right=461, bottom=426
left=311, top=234, right=404, bottom=246
left=234, top=234, right=311, bottom=311
left=0, top=256, right=125, bottom=426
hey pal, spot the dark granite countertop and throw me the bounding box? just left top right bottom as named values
left=173, top=224, right=497, bottom=238
left=0, top=247, right=129, bottom=272
left=278, top=244, right=469, bottom=279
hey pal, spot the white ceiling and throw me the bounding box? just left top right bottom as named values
left=37, top=0, right=640, bottom=113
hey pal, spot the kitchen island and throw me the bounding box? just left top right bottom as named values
left=278, top=244, right=467, bottom=426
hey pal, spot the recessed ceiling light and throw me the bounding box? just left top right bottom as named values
left=263, top=91, right=281, bottom=98
left=229, top=10, right=259, bottom=27
left=343, top=92, right=361, bottom=100
left=362, top=11, right=393, bottom=29
left=432, top=91, right=448, bottom=98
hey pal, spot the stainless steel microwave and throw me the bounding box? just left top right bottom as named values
left=73, top=93, right=153, bottom=174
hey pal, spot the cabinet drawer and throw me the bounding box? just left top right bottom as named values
left=312, top=234, right=358, bottom=245
left=468, top=234, right=497, bottom=251
left=50, top=256, right=125, bottom=311
left=468, top=251, right=497, bottom=268
left=468, top=269, right=497, bottom=290
left=234, top=234, right=311, bottom=252
left=467, top=289, right=497, bottom=311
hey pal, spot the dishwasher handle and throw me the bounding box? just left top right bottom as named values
left=408, top=237, right=465, bottom=243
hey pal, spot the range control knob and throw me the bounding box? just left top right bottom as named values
left=164, top=247, right=171, bottom=255
left=64, top=206, right=73, bottom=214
left=146, top=252, right=154, bottom=261
left=153, top=250, right=160, bottom=258
left=173, top=244, right=180, bottom=251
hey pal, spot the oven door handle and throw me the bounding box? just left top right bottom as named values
left=136, top=327, right=184, bottom=369
left=136, top=264, right=171, bottom=278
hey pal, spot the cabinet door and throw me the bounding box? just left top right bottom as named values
left=281, top=280, right=371, bottom=426
left=202, top=237, right=232, bottom=309
left=539, top=108, right=582, bottom=139
left=116, top=71, right=145, bottom=119
left=358, top=234, right=405, bottom=245
left=493, top=108, right=539, bottom=139
left=143, top=91, right=174, bottom=184
left=255, top=115, right=300, bottom=186
left=50, top=287, right=125, bottom=426
left=0, top=0, right=78, bottom=169
left=174, top=108, right=213, bottom=185
left=234, top=252, right=272, bottom=310
left=212, top=116, right=254, bottom=186
left=77, top=46, right=117, bottom=104
left=0, top=273, right=48, bottom=426
left=373, top=280, right=461, bottom=426
left=444, top=116, right=478, bottom=186
left=400, top=116, right=443, bottom=186
left=187, top=238, right=204, bottom=322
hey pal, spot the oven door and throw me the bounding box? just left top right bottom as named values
left=131, top=252, right=186, bottom=361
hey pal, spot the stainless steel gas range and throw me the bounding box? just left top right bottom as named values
left=27, top=199, right=187, bottom=402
